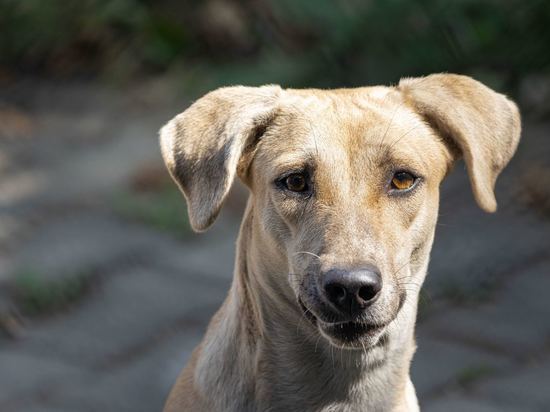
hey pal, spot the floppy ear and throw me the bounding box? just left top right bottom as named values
left=399, top=73, right=521, bottom=212
left=159, top=85, right=281, bottom=232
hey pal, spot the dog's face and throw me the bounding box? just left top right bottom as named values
left=160, top=75, right=520, bottom=349
left=248, top=92, right=451, bottom=348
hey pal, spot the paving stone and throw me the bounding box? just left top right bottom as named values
left=1, top=81, right=549, bottom=412
left=419, top=259, right=550, bottom=358
left=0, top=251, right=15, bottom=284
left=1, top=401, right=76, bottom=412
left=423, top=394, right=524, bottom=412
left=0, top=350, right=89, bottom=407
left=149, top=208, right=240, bottom=282
left=45, top=121, right=162, bottom=201
left=475, top=358, right=550, bottom=411
left=0, top=171, right=47, bottom=216
left=6, top=207, right=239, bottom=279
left=8, top=213, right=168, bottom=281
left=424, top=129, right=550, bottom=300
left=427, top=201, right=550, bottom=300
left=6, top=406, right=75, bottom=412
left=40, top=327, right=204, bottom=412
left=1, top=116, right=164, bottom=214
left=17, top=263, right=228, bottom=368
left=412, top=335, right=514, bottom=398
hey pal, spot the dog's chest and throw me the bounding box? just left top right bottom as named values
left=254, top=358, right=397, bottom=412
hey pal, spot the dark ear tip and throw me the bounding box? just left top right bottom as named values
left=190, top=225, right=209, bottom=233
left=187, top=201, right=221, bottom=233
left=189, top=218, right=212, bottom=233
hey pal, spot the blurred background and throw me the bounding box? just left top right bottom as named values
left=1, top=1, right=549, bottom=411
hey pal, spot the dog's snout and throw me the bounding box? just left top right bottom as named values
left=322, top=268, right=382, bottom=315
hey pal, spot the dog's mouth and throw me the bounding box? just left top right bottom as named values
left=299, top=299, right=386, bottom=348
left=318, top=320, right=385, bottom=346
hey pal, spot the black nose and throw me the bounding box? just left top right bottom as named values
left=322, top=267, right=382, bottom=315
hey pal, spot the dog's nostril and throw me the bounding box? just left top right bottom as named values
left=358, top=284, right=380, bottom=303
left=325, top=283, right=347, bottom=304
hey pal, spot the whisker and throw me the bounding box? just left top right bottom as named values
left=293, top=251, right=321, bottom=260
left=398, top=281, right=422, bottom=288
left=392, top=260, right=411, bottom=278
left=378, top=102, right=403, bottom=148
left=386, top=124, right=422, bottom=152
left=314, top=333, right=323, bottom=353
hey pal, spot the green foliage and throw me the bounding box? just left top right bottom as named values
left=0, top=0, right=188, bottom=74
left=1, top=0, right=549, bottom=91
left=261, top=0, right=550, bottom=89
left=13, top=268, right=91, bottom=316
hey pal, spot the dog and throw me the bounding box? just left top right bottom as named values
left=159, top=73, right=521, bottom=411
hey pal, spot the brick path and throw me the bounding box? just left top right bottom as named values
left=1, top=80, right=548, bottom=411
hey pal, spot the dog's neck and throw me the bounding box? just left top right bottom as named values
left=194, top=204, right=420, bottom=411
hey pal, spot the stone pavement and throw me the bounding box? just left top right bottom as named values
left=0, top=80, right=549, bottom=411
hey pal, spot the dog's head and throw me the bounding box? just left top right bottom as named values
left=160, top=74, right=520, bottom=349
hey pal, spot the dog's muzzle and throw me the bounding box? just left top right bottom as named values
left=297, top=265, right=401, bottom=348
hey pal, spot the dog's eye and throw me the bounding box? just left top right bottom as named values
left=284, top=173, right=308, bottom=192
left=391, top=171, right=416, bottom=191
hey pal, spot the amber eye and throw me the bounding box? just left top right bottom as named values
left=391, top=171, right=416, bottom=191
left=284, top=173, right=308, bottom=192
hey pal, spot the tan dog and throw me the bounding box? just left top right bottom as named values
left=159, top=74, right=521, bottom=412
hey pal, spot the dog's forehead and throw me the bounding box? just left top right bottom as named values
left=260, top=87, right=440, bottom=169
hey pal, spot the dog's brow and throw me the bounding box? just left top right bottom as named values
left=272, top=146, right=317, bottom=165
left=374, top=145, right=427, bottom=175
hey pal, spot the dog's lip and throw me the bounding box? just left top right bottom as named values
left=318, top=319, right=385, bottom=334
left=298, top=298, right=385, bottom=332
left=299, top=298, right=318, bottom=325
left=318, top=318, right=383, bottom=327
left=318, top=319, right=387, bottom=347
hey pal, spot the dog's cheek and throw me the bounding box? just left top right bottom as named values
left=407, top=193, right=440, bottom=274
left=256, top=193, right=293, bottom=243
left=264, top=191, right=315, bottom=239
left=284, top=217, right=324, bottom=300
left=391, top=186, right=426, bottom=230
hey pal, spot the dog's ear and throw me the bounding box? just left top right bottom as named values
left=399, top=73, right=521, bottom=212
left=160, top=85, right=281, bottom=232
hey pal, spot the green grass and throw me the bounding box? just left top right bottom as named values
left=13, top=268, right=92, bottom=316
left=439, top=275, right=499, bottom=306
left=455, top=364, right=496, bottom=388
